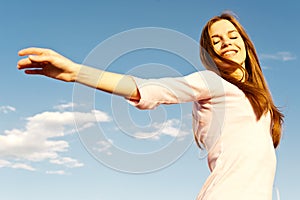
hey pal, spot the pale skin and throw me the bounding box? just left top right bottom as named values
left=17, top=48, right=141, bottom=100
left=209, top=19, right=246, bottom=80
left=17, top=20, right=246, bottom=95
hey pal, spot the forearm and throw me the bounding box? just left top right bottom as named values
left=75, top=64, right=140, bottom=100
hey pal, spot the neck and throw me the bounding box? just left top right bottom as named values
left=231, top=66, right=246, bottom=82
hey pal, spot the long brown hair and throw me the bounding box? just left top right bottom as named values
left=199, top=12, right=284, bottom=148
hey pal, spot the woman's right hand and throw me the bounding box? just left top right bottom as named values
left=17, top=47, right=80, bottom=82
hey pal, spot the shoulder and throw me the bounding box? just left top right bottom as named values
left=187, top=70, right=245, bottom=98
left=182, top=70, right=228, bottom=99
left=186, top=70, right=220, bottom=79
left=184, top=70, right=223, bottom=87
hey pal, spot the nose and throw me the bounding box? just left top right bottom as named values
left=221, top=37, right=232, bottom=48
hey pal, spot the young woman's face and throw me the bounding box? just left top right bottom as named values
left=209, top=19, right=246, bottom=67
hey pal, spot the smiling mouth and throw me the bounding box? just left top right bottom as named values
left=222, top=50, right=237, bottom=57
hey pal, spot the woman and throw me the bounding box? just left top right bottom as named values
left=17, top=13, right=283, bottom=199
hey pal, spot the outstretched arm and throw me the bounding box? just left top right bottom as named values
left=17, top=47, right=140, bottom=100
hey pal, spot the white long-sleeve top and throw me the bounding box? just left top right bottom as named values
left=128, top=70, right=276, bottom=200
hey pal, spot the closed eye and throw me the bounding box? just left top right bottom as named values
left=212, top=38, right=221, bottom=45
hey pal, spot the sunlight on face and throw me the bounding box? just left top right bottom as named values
left=209, top=19, right=246, bottom=68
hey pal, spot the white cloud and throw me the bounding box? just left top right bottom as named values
left=134, top=119, right=189, bottom=140
left=0, top=159, right=11, bottom=167
left=0, top=159, right=35, bottom=171
left=46, top=170, right=68, bottom=175
left=261, top=66, right=271, bottom=70
left=50, top=157, right=84, bottom=168
left=11, top=163, right=36, bottom=171
left=0, top=105, right=16, bottom=114
left=260, top=51, right=297, bottom=61
left=53, top=102, right=76, bottom=111
left=0, top=103, right=111, bottom=172
left=93, top=139, right=113, bottom=155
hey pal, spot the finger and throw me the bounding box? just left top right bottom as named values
left=17, top=63, right=43, bottom=70
left=18, top=47, right=50, bottom=56
left=17, top=57, right=33, bottom=66
left=17, top=58, right=44, bottom=69
left=24, top=69, right=44, bottom=75
left=28, top=54, right=51, bottom=63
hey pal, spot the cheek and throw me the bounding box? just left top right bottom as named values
left=241, top=45, right=247, bottom=59
left=213, top=44, right=222, bottom=55
left=239, top=40, right=246, bottom=53
left=237, top=41, right=246, bottom=58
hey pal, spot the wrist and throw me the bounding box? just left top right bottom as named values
left=74, top=64, right=103, bottom=88
left=70, top=63, right=82, bottom=82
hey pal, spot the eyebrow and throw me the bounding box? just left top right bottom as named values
left=211, top=30, right=238, bottom=38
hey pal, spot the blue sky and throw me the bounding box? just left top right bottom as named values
left=1, top=0, right=299, bottom=199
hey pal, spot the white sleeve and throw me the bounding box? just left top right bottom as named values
left=127, top=70, right=225, bottom=110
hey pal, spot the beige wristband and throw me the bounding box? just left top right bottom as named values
left=75, top=65, right=104, bottom=89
